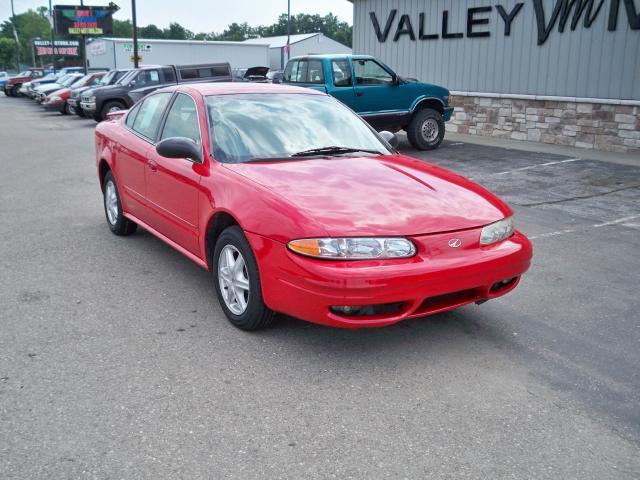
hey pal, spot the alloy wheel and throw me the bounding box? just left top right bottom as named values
left=218, top=245, right=250, bottom=315
left=105, top=180, right=118, bottom=225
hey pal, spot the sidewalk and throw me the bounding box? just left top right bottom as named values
left=445, top=132, right=640, bottom=167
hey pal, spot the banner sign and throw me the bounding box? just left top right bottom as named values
left=33, top=39, right=80, bottom=56
left=123, top=43, right=152, bottom=53
left=54, top=5, right=114, bottom=35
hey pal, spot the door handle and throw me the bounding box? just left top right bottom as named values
left=355, top=90, right=364, bottom=97
left=147, top=159, right=158, bottom=172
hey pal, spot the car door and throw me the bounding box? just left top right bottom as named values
left=144, top=92, right=203, bottom=256
left=351, top=58, right=407, bottom=115
left=117, top=93, right=172, bottom=221
left=327, top=59, right=357, bottom=109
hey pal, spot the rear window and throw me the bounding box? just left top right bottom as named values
left=283, top=59, right=324, bottom=84
left=178, top=65, right=230, bottom=81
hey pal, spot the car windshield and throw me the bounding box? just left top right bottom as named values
left=71, top=75, right=90, bottom=88
left=116, top=70, right=136, bottom=85
left=18, top=71, right=29, bottom=76
left=99, top=70, right=116, bottom=85
left=206, top=93, right=390, bottom=163
left=61, top=75, right=80, bottom=87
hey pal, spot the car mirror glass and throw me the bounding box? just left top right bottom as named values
left=156, top=137, right=202, bottom=164
left=379, top=130, right=399, bottom=148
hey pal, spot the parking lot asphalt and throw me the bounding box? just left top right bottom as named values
left=1, top=95, right=639, bottom=479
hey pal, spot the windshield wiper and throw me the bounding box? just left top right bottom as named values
left=291, top=146, right=382, bottom=157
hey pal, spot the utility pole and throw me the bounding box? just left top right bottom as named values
left=286, top=0, right=291, bottom=62
left=48, top=0, right=56, bottom=70
left=132, top=0, right=139, bottom=68
left=10, top=0, right=20, bottom=70
left=80, top=0, right=88, bottom=74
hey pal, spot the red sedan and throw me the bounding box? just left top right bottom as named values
left=95, top=83, right=532, bottom=330
left=43, top=72, right=105, bottom=114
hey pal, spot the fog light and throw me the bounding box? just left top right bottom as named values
left=330, top=302, right=404, bottom=317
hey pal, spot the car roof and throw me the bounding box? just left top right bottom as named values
left=155, top=82, right=325, bottom=96
left=289, top=54, right=375, bottom=60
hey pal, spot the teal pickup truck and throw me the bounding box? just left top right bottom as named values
left=282, top=54, right=453, bottom=150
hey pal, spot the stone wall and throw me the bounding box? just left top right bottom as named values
left=446, top=95, right=640, bottom=154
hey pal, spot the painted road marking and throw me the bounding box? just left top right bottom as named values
left=529, top=214, right=640, bottom=240
left=491, top=158, right=583, bottom=176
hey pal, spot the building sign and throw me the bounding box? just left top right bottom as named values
left=370, top=0, right=640, bottom=46
left=123, top=43, right=153, bottom=53
left=33, top=39, right=80, bottom=56
left=54, top=5, right=115, bottom=35
left=89, top=40, right=107, bottom=56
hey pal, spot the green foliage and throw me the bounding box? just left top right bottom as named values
left=0, top=37, right=18, bottom=70
left=0, top=8, right=51, bottom=66
left=0, top=8, right=352, bottom=67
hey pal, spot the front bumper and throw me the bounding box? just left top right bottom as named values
left=43, top=100, right=64, bottom=111
left=246, top=228, right=532, bottom=328
left=80, top=101, right=96, bottom=113
left=443, top=106, right=454, bottom=122
left=68, top=98, right=79, bottom=108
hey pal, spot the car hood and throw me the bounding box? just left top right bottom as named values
left=225, top=155, right=510, bottom=236
left=37, top=83, right=63, bottom=93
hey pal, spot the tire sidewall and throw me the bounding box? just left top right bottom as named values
left=103, top=172, right=125, bottom=234
left=213, top=227, right=268, bottom=330
left=100, top=101, right=124, bottom=121
left=408, top=109, right=445, bottom=150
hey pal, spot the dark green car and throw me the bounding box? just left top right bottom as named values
left=283, top=54, right=453, bottom=150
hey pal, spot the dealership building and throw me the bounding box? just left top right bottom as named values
left=351, top=0, right=640, bottom=153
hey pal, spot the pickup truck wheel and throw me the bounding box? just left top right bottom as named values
left=213, top=226, right=274, bottom=331
left=406, top=108, right=445, bottom=150
left=11, top=85, right=21, bottom=97
left=103, top=171, right=137, bottom=236
left=99, top=101, right=125, bottom=121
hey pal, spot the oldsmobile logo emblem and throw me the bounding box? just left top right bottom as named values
left=448, top=238, right=462, bottom=248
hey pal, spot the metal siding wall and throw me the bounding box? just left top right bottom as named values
left=353, top=0, right=640, bottom=100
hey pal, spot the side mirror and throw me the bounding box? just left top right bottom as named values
left=391, top=74, right=399, bottom=85
left=156, top=137, right=202, bottom=163
left=379, top=130, right=399, bottom=149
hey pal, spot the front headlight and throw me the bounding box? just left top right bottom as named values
left=288, top=237, right=416, bottom=260
left=50, top=95, right=61, bottom=102
left=480, top=216, right=514, bottom=246
left=90, top=95, right=96, bottom=102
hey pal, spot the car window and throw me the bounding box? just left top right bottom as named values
left=283, top=59, right=324, bottom=84
left=131, top=69, right=160, bottom=88
left=131, top=93, right=172, bottom=140
left=331, top=60, right=352, bottom=87
left=353, top=59, right=393, bottom=85
left=125, top=103, right=141, bottom=128
left=160, top=93, right=201, bottom=145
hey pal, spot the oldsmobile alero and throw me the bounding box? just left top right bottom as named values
left=95, top=83, right=532, bottom=330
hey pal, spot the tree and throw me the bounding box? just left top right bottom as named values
left=112, top=19, right=132, bottom=37
left=138, top=24, right=164, bottom=39
left=0, top=9, right=51, bottom=65
left=164, top=22, right=194, bottom=40
left=0, top=37, right=18, bottom=70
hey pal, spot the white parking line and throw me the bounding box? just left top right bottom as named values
left=529, top=214, right=640, bottom=240
left=491, top=158, right=583, bottom=176
left=593, top=214, right=640, bottom=227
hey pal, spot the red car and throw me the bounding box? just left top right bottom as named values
left=43, top=72, right=105, bottom=114
left=95, top=83, right=532, bottom=330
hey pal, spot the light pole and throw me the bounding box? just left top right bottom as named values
left=10, top=0, right=20, bottom=70
left=132, top=0, right=139, bottom=68
left=48, top=0, right=56, bottom=70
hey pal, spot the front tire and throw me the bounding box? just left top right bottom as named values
left=11, top=85, right=20, bottom=97
left=103, top=171, right=137, bottom=236
left=63, top=103, right=73, bottom=115
left=406, top=108, right=445, bottom=150
left=213, top=226, right=274, bottom=331
left=99, top=100, right=125, bottom=122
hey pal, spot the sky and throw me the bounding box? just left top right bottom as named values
left=2, top=1, right=353, bottom=34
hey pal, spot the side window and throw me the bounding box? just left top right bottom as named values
left=283, top=60, right=299, bottom=82
left=283, top=59, right=324, bottom=84
left=331, top=60, right=352, bottom=87
left=160, top=94, right=201, bottom=145
left=162, top=67, right=176, bottom=83
left=131, top=93, right=172, bottom=140
left=125, top=103, right=141, bottom=128
left=132, top=69, right=160, bottom=88
left=353, top=59, right=393, bottom=85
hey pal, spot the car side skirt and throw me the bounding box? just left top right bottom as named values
left=122, top=212, right=208, bottom=269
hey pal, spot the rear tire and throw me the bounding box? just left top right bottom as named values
left=406, top=108, right=445, bottom=150
left=103, top=171, right=137, bottom=236
left=11, top=85, right=20, bottom=97
left=213, top=226, right=274, bottom=331
left=99, top=100, right=125, bottom=122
